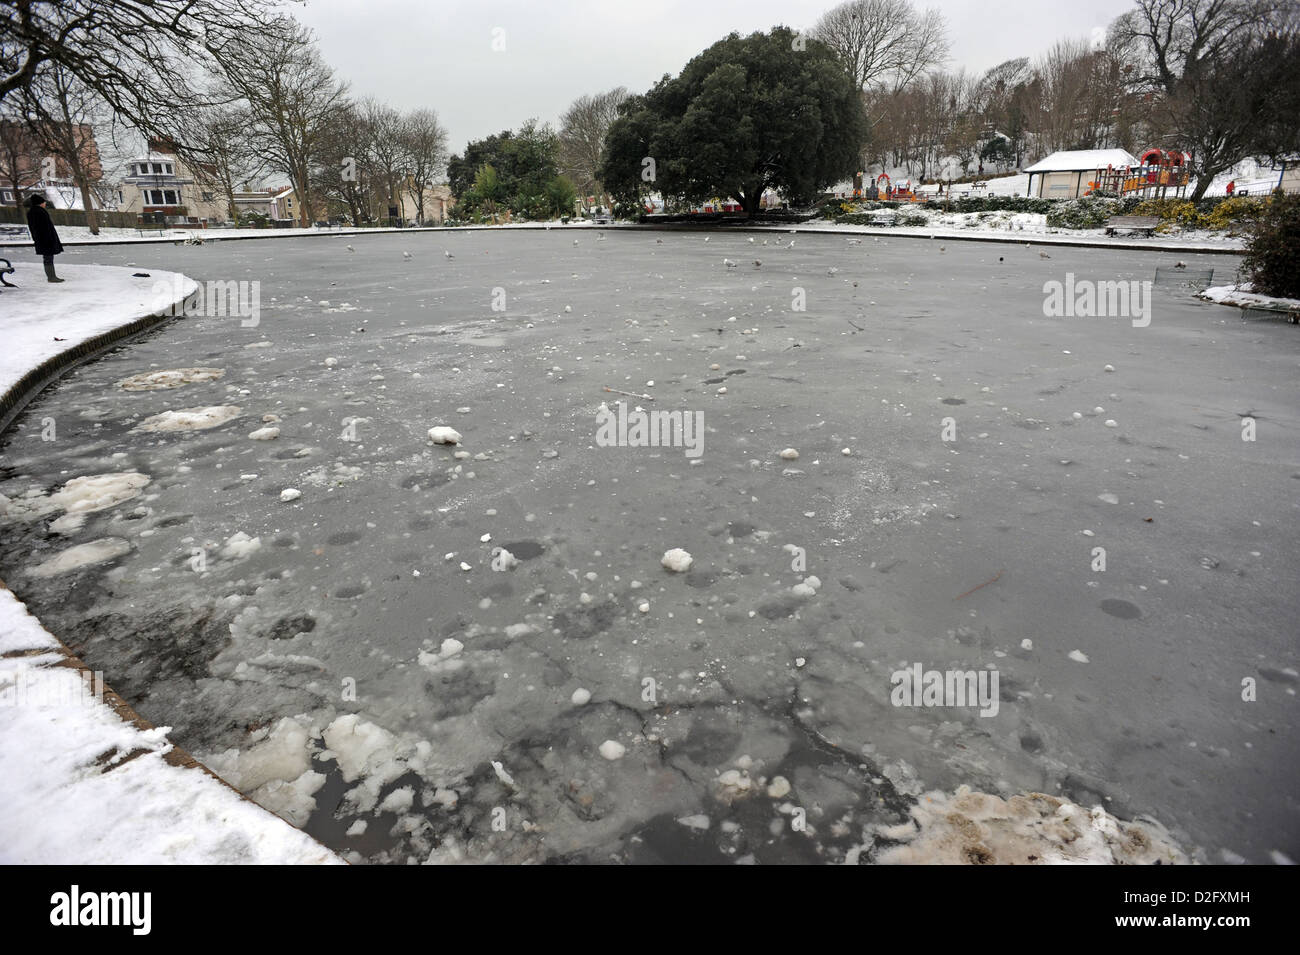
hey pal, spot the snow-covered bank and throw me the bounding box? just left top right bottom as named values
left=0, top=583, right=342, bottom=863
left=775, top=213, right=1246, bottom=253
left=0, top=262, right=197, bottom=407
left=0, top=261, right=342, bottom=863
left=1199, top=284, right=1300, bottom=314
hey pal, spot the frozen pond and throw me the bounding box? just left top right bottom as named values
left=1, top=230, right=1295, bottom=864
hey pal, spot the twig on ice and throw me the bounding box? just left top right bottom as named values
left=954, top=569, right=1003, bottom=600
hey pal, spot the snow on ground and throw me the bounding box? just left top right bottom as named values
left=783, top=211, right=1245, bottom=252
left=0, top=583, right=341, bottom=863
left=0, top=261, right=198, bottom=401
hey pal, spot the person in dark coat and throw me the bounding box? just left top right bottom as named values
left=26, top=193, right=65, bottom=283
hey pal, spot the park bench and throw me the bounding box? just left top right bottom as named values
left=0, top=224, right=26, bottom=238
left=0, top=257, right=16, bottom=288
left=1104, top=215, right=1160, bottom=237
left=136, top=211, right=167, bottom=235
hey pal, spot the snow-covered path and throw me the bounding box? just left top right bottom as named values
left=1, top=232, right=1294, bottom=864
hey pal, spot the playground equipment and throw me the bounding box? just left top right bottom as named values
left=863, top=173, right=919, bottom=202
left=1086, top=149, right=1191, bottom=198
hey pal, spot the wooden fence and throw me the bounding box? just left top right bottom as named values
left=0, top=205, right=138, bottom=230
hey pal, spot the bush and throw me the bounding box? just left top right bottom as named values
left=1203, top=196, right=1263, bottom=233
left=1046, top=197, right=1122, bottom=229
left=896, top=209, right=929, bottom=226
left=1240, top=191, right=1300, bottom=299
left=943, top=195, right=1054, bottom=215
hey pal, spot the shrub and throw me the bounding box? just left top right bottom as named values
left=896, top=209, right=929, bottom=226
left=1132, top=198, right=1204, bottom=228
left=1046, top=197, right=1120, bottom=229
left=1240, top=191, right=1300, bottom=299
left=1203, top=196, right=1263, bottom=233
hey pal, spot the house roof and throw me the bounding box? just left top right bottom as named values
left=1024, top=149, right=1140, bottom=173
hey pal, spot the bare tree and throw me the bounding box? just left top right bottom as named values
left=1108, top=0, right=1283, bottom=96
left=1108, top=0, right=1299, bottom=197
left=558, top=87, right=628, bottom=208
left=400, top=108, right=448, bottom=225
left=181, top=104, right=263, bottom=222
left=316, top=102, right=371, bottom=226
left=17, top=63, right=107, bottom=232
left=1, top=0, right=293, bottom=151
left=0, top=114, right=38, bottom=202
left=813, top=0, right=950, bottom=109
left=219, top=19, right=348, bottom=227
left=357, top=98, right=406, bottom=222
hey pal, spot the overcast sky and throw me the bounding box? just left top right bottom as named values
left=291, top=0, right=1136, bottom=154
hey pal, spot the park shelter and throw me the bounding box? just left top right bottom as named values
left=1024, top=149, right=1141, bottom=199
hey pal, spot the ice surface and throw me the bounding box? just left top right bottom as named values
left=1, top=232, right=1291, bottom=865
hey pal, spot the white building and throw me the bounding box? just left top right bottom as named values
left=117, top=140, right=227, bottom=223
left=1024, top=149, right=1141, bottom=199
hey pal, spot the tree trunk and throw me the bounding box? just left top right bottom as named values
left=75, top=172, right=99, bottom=234
left=1191, top=173, right=1214, bottom=202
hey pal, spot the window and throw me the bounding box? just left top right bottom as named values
left=151, top=162, right=164, bottom=174
left=201, top=192, right=213, bottom=202
left=163, top=163, right=173, bottom=175
left=145, top=189, right=179, bottom=205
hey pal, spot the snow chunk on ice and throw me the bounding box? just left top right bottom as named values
left=874, top=786, right=1190, bottom=865
left=378, top=787, right=415, bottom=814
left=779, top=448, right=799, bottom=460
left=248, top=426, right=280, bottom=441
left=427, top=426, right=462, bottom=445
left=280, top=488, right=302, bottom=502
left=599, top=740, right=626, bottom=760
left=491, top=547, right=519, bottom=570
left=1068, top=649, right=1090, bottom=663
left=0, top=471, right=150, bottom=526
left=221, top=531, right=262, bottom=560
left=571, top=688, right=592, bottom=705
left=661, top=548, right=693, bottom=573
left=135, top=405, right=242, bottom=432
left=116, top=367, right=225, bottom=391
left=28, top=538, right=131, bottom=577
left=322, top=715, right=397, bottom=785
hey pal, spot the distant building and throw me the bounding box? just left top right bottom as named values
left=396, top=180, right=454, bottom=225
left=232, top=185, right=301, bottom=223
left=118, top=138, right=227, bottom=223
left=0, top=118, right=104, bottom=207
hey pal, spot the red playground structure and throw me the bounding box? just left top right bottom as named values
left=1087, top=149, right=1192, bottom=198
